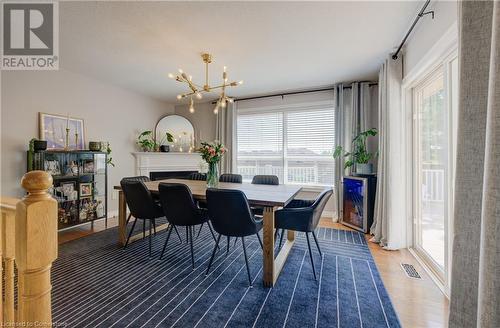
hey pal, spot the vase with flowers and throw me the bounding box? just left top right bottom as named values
left=199, top=141, right=226, bottom=187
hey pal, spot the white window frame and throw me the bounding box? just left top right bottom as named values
left=235, top=99, right=336, bottom=191
left=402, top=22, right=458, bottom=297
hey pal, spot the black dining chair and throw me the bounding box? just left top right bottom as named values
left=250, top=175, right=279, bottom=216
left=219, top=173, right=243, bottom=183
left=275, top=188, right=333, bottom=280
left=251, top=175, right=279, bottom=185
left=157, top=183, right=218, bottom=269
left=188, top=172, right=207, bottom=181
left=120, top=179, right=166, bottom=257
left=205, top=188, right=263, bottom=286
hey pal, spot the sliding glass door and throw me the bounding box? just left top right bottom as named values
left=412, top=54, right=458, bottom=294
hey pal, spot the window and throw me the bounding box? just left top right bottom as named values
left=410, top=52, right=458, bottom=296
left=236, top=101, right=335, bottom=187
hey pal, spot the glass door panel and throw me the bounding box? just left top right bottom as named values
left=414, top=69, right=447, bottom=274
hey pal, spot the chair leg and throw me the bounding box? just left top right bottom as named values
left=278, top=229, right=285, bottom=249
left=185, top=226, right=189, bottom=243
left=305, top=233, right=317, bottom=280
left=123, top=218, right=138, bottom=249
left=274, top=229, right=279, bottom=241
left=206, top=234, right=221, bottom=276
left=206, top=222, right=220, bottom=251
left=234, top=237, right=238, bottom=247
left=196, top=223, right=204, bottom=239
left=226, top=236, right=230, bottom=255
left=241, top=237, right=253, bottom=287
left=159, top=225, right=173, bottom=259
left=189, top=225, right=195, bottom=269
left=126, top=213, right=132, bottom=226
left=153, top=218, right=157, bottom=235
left=172, top=225, right=182, bottom=243
left=143, top=220, right=146, bottom=239
left=311, top=231, right=323, bottom=258
left=148, top=220, right=153, bottom=257
left=256, top=233, right=263, bottom=250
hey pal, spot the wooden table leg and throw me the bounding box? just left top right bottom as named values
left=262, top=206, right=276, bottom=287
left=118, top=190, right=127, bottom=246
left=262, top=206, right=296, bottom=287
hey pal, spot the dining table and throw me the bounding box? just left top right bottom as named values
left=114, top=178, right=302, bottom=287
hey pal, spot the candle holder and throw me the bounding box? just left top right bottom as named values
left=64, top=128, right=70, bottom=150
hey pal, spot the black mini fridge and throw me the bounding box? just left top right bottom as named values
left=340, top=175, right=377, bottom=233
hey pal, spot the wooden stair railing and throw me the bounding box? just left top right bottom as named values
left=0, top=171, right=58, bottom=327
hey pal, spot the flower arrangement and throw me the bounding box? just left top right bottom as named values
left=199, top=141, right=226, bottom=163
left=198, top=141, right=226, bottom=187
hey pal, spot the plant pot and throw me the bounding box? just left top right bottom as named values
left=33, top=140, right=47, bottom=151
left=160, top=145, right=170, bottom=152
left=355, top=163, right=373, bottom=175
left=89, top=141, right=102, bottom=151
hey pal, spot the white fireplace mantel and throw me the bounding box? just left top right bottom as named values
left=131, top=152, right=203, bottom=177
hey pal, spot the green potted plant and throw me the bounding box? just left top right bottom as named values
left=333, top=128, right=378, bottom=174
left=137, top=130, right=173, bottom=152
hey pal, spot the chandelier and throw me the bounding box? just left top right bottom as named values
left=168, top=53, right=243, bottom=114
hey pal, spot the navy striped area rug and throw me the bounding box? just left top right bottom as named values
left=52, top=221, right=401, bottom=328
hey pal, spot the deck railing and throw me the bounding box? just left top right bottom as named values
left=0, top=171, right=58, bottom=327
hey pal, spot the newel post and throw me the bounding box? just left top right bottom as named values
left=15, top=171, right=57, bottom=327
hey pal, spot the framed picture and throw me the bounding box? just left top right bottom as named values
left=44, top=160, right=61, bottom=175
left=39, top=112, right=85, bottom=150
left=83, top=160, right=95, bottom=173
left=79, top=182, right=92, bottom=197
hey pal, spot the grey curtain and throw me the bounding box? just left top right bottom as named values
left=370, top=56, right=402, bottom=248
left=449, top=1, right=499, bottom=327
left=335, top=82, right=378, bottom=220
left=215, top=101, right=234, bottom=174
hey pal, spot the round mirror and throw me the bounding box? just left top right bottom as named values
left=155, top=115, right=195, bottom=152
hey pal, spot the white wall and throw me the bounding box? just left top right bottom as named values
left=1, top=69, right=174, bottom=213
left=174, top=101, right=217, bottom=143
left=403, top=0, right=458, bottom=76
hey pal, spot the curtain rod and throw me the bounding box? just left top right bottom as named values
left=232, top=83, right=378, bottom=103
left=392, top=0, right=434, bottom=60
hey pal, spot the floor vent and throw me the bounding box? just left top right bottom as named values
left=400, top=263, right=422, bottom=279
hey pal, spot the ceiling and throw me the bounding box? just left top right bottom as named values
left=59, top=1, right=421, bottom=103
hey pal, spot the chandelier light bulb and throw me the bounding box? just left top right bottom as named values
left=176, top=95, right=182, bottom=100
left=238, top=80, right=244, bottom=85
left=228, top=98, right=234, bottom=103
left=189, top=75, right=193, bottom=81
left=178, top=68, right=183, bottom=74
left=168, top=73, right=175, bottom=79
left=195, top=92, right=202, bottom=99
left=223, top=66, right=227, bottom=72
left=213, top=108, right=219, bottom=114
left=189, top=98, right=195, bottom=113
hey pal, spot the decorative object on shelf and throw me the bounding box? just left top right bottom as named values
left=83, top=159, right=95, bottom=173
left=333, top=128, right=378, bottom=174
left=27, top=138, right=48, bottom=171
left=137, top=130, right=173, bottom=152
left=160, top=145, right=170, bottom=152
left=156, top=115, right=195, bottom=152
left=44, top=160, right=61, bottom=175
left=168, top=53, right=243, bottom=114
left=39, top=112, right=85, bottom=150
left=64, top=160, right=78, bottom=176
left=79, top=182, right=92, bottom=197
left=198, top=141, right=226, bottom=187
left=89, top=141, right=102, bottom=151
left=104, top=142, right=114, bottom=167
left=34, top=139, right=47, bottom=151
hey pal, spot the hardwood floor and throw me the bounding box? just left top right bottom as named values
left=58, top=217, right=449, bottom=328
